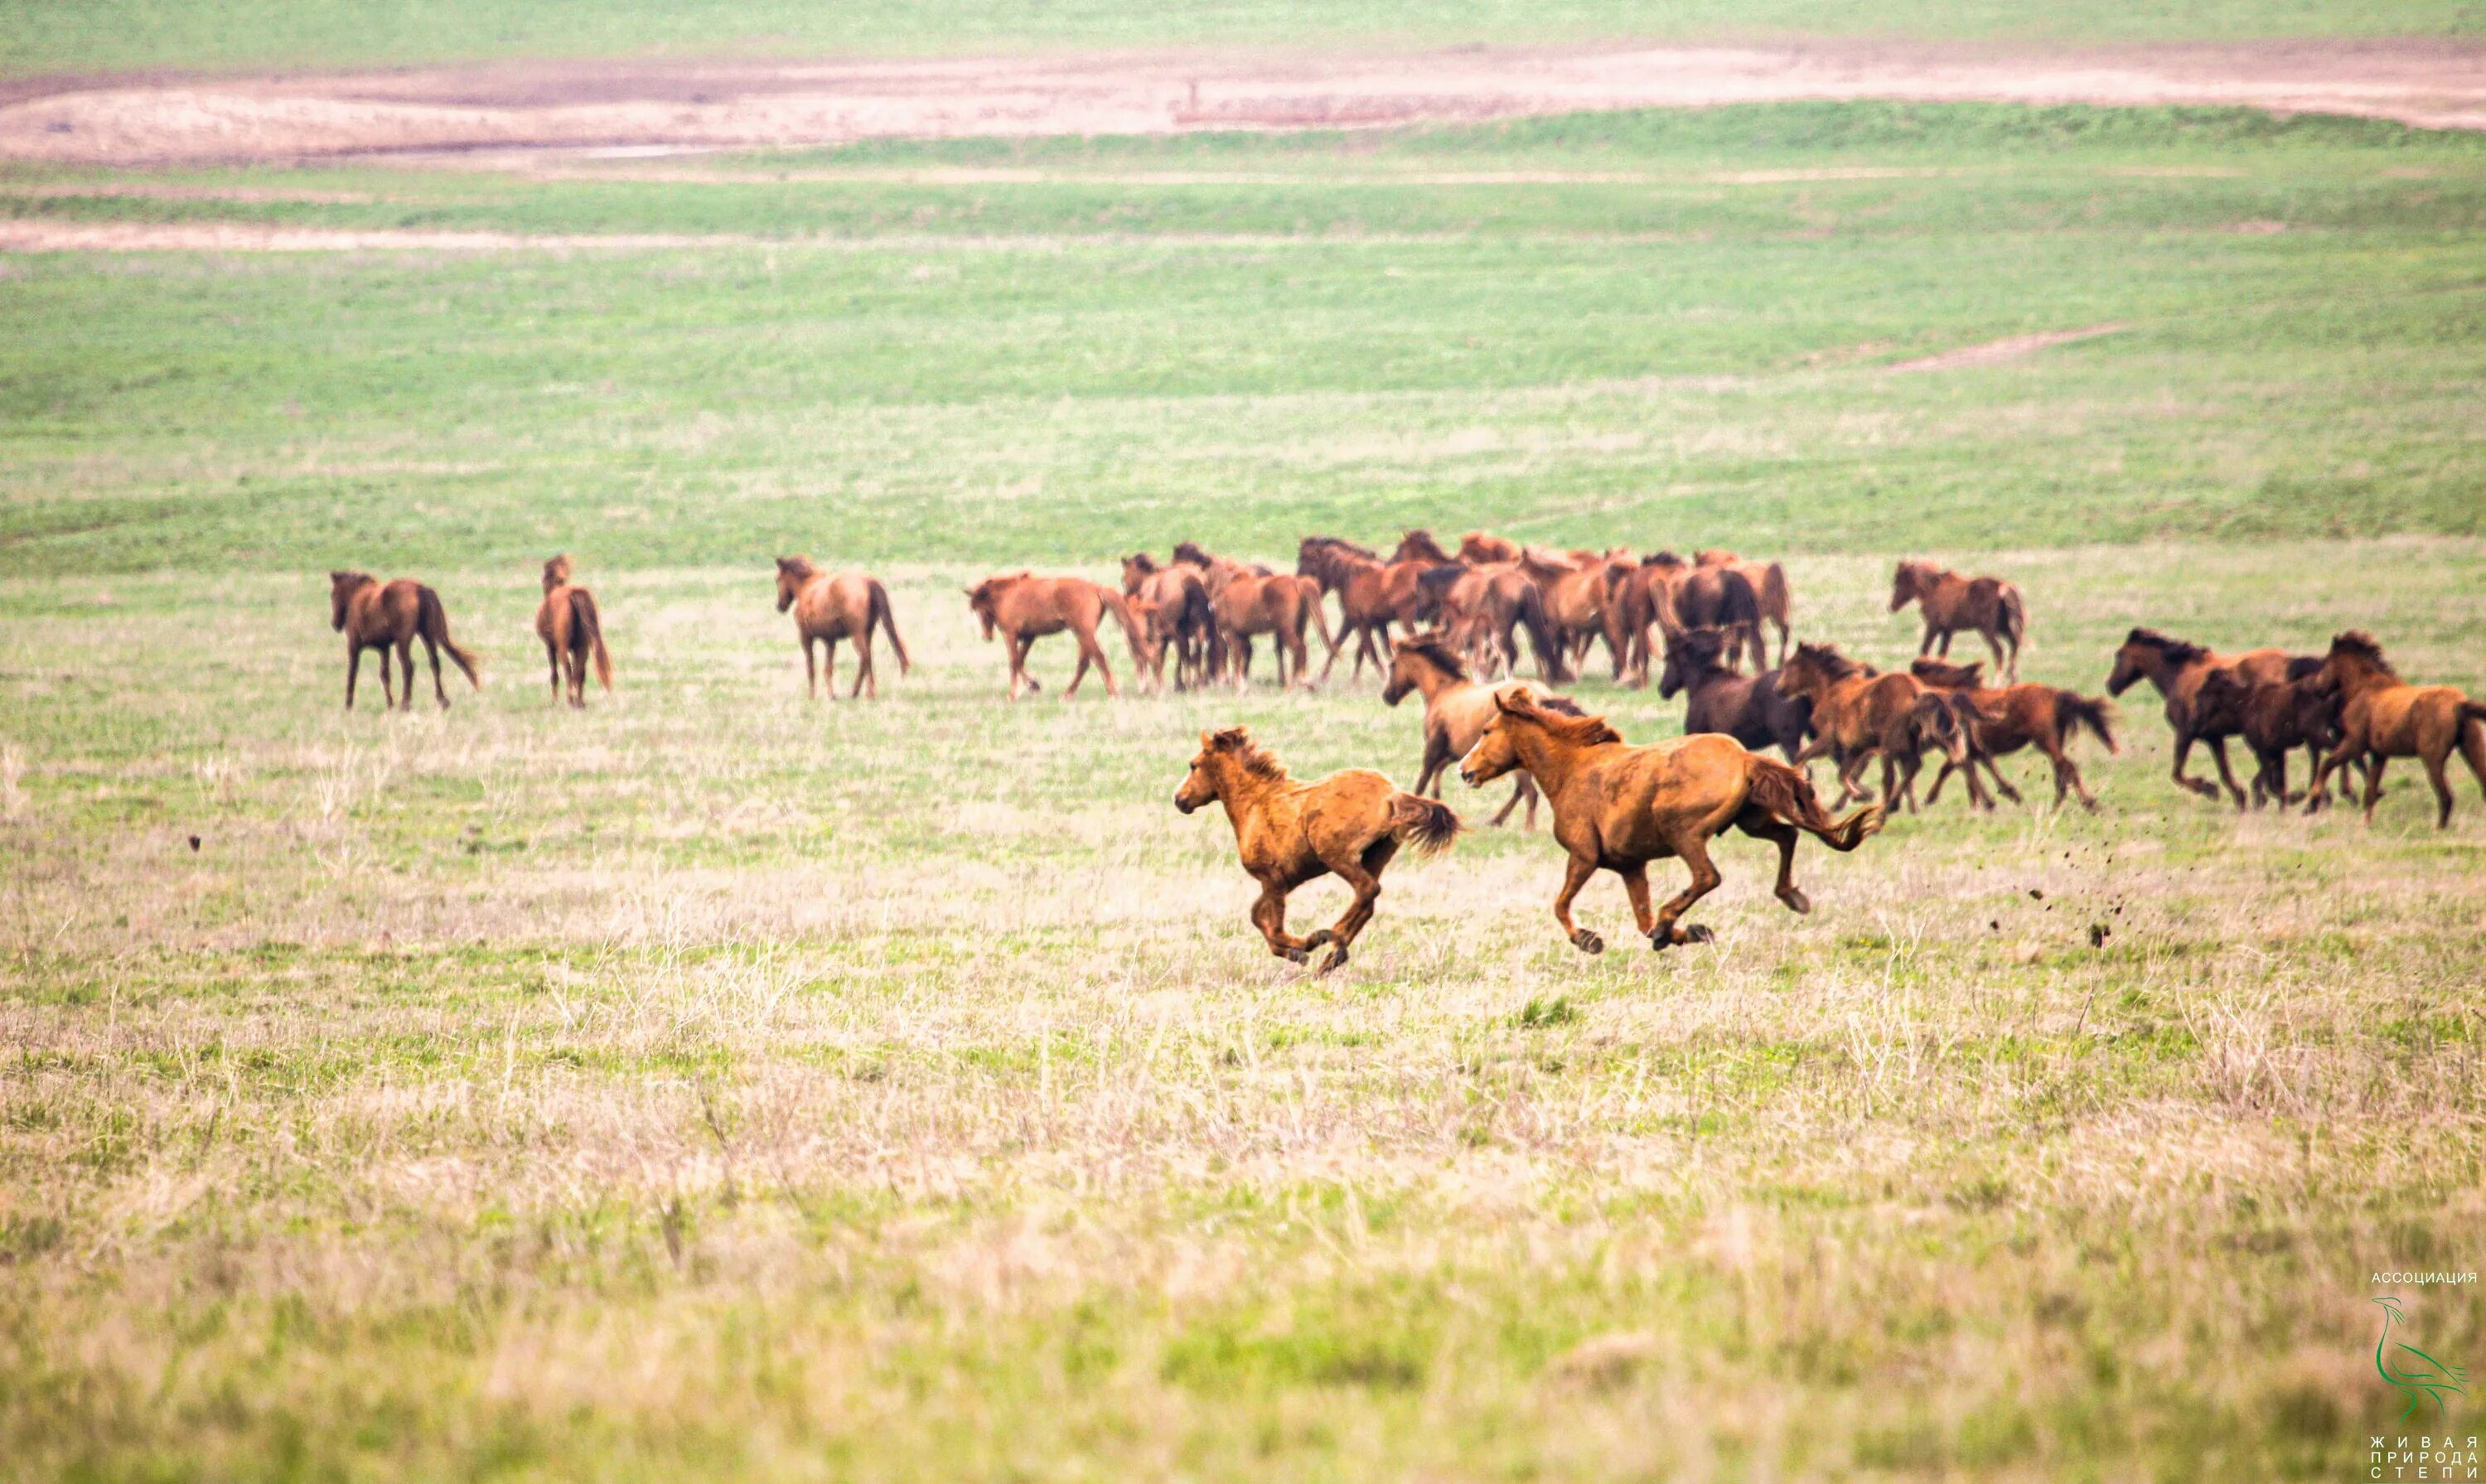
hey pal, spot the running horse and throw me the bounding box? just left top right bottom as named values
left=1778, top=642, right=1971, bottom=813
left=1296, top=536, right=1435, bottom=684
left=534, top=554, right=613, bottom=708
left=1458, top=692, right=1884, bottom=953
left=2105, top=627, right=2307, bottom=806
left=1890, top=560, right=2027, bottom=681
left=2307, top=631, right=2486, bottom=828
left=1174, top=726, right=1461, bottom=974
left=1381, top=632, right=1578, bottom=829
left=776, top=557, right=911, bottom=699
left=329, top=571, right=481, bottom=711
left=965, top=571, right=1141, bottom=700
left=1907, top=657, right=2117, bottom=810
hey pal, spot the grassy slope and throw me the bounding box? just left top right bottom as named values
left=2, top=0, right=2480, bottom=78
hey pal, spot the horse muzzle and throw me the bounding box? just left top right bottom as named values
left=1173, top=795, right=1197, bottom=815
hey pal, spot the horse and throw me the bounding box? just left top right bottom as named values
left=1907, top=658, right=2117, bottom=811
left=1419, top=561, right=1569, bottom=684
left=1657, top=626, right=1814, bottom=762
left=1121, top=553, right=1220, bottom=689
left=1779, top=642, right=1971, bottom=813
left=329, top=571, right=481, bottom=711
left=1458, top=531, right=1521, bottom=565
left=2105, top=628, right=2307, bottom=806
left=1299, top=537, right=1433, bottom=683
left=2307, top=631, right=2486, bottom=828
left=1696, top=549, right=1794, bottom=668
left=965, top=572, right=1141, bottom=700
left=1519, top=548, right=1632, bottom=681
left=534, top=553, right=612, bottom=708
left=1890, top=560, right=2027, bottom=681
left=1458, top=691, right=1884, bottom=953
left=1622, top=553, right=1763, bottom=680
left=776, top=557, right=910, bottom=700
left=1389, top=529, right=1457, bottom=566
left=1174, top=726, right=1461, bottom=974
left=2194, top=666, right=2346, bottom=810
left=1381, top=633, right=1579, bottom=829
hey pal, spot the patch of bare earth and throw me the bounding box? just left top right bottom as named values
left=1886, top=323, right=2130, bottom=372
left=2, top=40, right=2483, bottom=167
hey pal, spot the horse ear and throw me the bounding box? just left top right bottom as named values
left=1494, top=689, right=1529, bottom=717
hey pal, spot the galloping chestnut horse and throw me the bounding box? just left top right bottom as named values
left=2105, top=628, right=2305, bottom=806
left=1779, top=642, right=1969, bottom=812
left=532, top=554, right=613, bottom=708
left=965, top=571, right=1141, bottom=700
left=1908, top=657, right=2117, bottom=811
left=2307, top=631, right=2486, bottom=828
left=1175, top=726, right=1461, bottom=974
left=776, top=557, right=910, bottom=699
left=329, top=571, right=480, bottom=711
left=1381, top=633, right=1578, bottom=829
left=1459, top=692, right=1884, bottom=953
left=1891, top=560, right=2026, bottom=681
left=1657, top=626, right=1814, bottom=761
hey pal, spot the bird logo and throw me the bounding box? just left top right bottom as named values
left=2375, top=1296, right=2469, bottom=1422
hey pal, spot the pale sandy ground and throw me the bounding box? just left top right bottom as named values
left=2, top=40, right=2483, bottom=169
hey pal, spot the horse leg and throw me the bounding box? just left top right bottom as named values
left=1553, top=853, right=1603, bottom=954
left=1984, top=754, right=2024, bottom=805
left=1413, top=735, right=1450, bottom=799
left=802, top=636, right=817, bottom=698
left=1489, top=775, right=1531, bottom=828
left=545, top=639, right=562, bottom=706
left=1087, top=628, right=1119, bottom=698
left=1649, top=836, right=1723, bottom=948
left=2362, top=756, right=2389, bottom=823
left=2205, top=737, right=2248, bottom=810
left=1313, top=846, right=1394, bottom=974
left=854, top=632, right=876, bottom=699
left=2423, top=751, right=2456, bottom=829
left=2169, top=727, right=2222, bottom=801
left=418, top=635, right=447, bottom=710
left=819, top=636, right=838, bottom=699
left=1250, top=883, right=1319, bottom=964
left=1005, top=635, right=1029, bottom=700
left=1918, top=621, right=1937, bottom=658
left=1734, top=808, right=1809, bottom=914
left=344, top=644, right=364, bottom=710
left=1984, top=626, right=2008, bottom=678
left=380, top=641, right=399, bottom=710
left=1289, top=630, right=1311, bottom=691
left=1063, top=638, right=1092, bottom=698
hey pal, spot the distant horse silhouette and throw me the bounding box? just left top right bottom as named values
left=776, top=557, right=909, bottom=699
left=1657, top=626, right=1814, bottom=762
left=1891, top=560, right=2026, bottom=681
left=1176, top=726, right=1461, bottom=974
left=1382, top=632, right=1578, bottom=829
left=1908, top=658, right=2117, bottom=810
left=1175, top=549, right=1332, bottom=689
left=965, top=571, right=1140, bottom=700
left=2106, top=627, right=2307, bottom=806
left=1121, top=553, right=1219, bottom=690
left=534, top=554, right=612, bottom=708
left=1460, top=692, right=1884, bottom=952
left=1780, top=642, right=1969, bottom=812
left=330, top=571, right=480, bottom=711
left=2308, top=631, right=2486, bottom=828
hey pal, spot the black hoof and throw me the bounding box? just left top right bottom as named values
left=1282, top=947, right=1310, bottom=965
left=1318, top=946, right=1348, bottom=975
left=1572, top=930, right=1604, bottom=955
left=1779, top=889, right=1812, bottom=916
left=1683, top=923, right=1715, bottom=945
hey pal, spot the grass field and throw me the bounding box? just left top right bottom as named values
left=6, top=99, right=2486, bottom=1481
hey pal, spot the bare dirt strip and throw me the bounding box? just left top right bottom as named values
left=2, top=41, right=2484, bottom=167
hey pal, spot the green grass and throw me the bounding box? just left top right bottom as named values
left=5, top=101, right=2486, bottom=1481
left=4, top=0, right=2481, bottom=79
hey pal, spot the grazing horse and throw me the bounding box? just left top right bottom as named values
left=1459, top=692, right=1884, bottom=953
left=1121, top=553, right=1220, bottom=689
left=776, top=557, right=910, bottom=699
left=1299, top=537, right=1434, bottom=683
left=1657, top=626, right=1814, bottom=762
left=1174, top=726, right=1461, bottom=974
left=1520, top=548, right=1632, bottom=680
left=329, top=571, right=480, bottom=711
left=534, top=553, right=613, bottom=708
left=1908, top=658, right=2117, bottom=810
left=2105, top=628, right=2305, bottom=806
left=1381, top=633, right=1579, bottom=829
left=2194, top=666, right=2346, bottom=810
left=1421, top=561, right=1570, bottom=684
left=965, top=572, right=1140, bottom=700
left=1696, top=549, right=1794, bottom=667
left=1458, top=531, right=1521, bottom=564
left=2308, top=631, right=2486, bottom=828
left=1780, top=642, right=1970, bottom=812
left=1890, top=560, right=2026, bottom=681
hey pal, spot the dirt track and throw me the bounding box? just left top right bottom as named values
left=4, top=41, right=2484, bottom=167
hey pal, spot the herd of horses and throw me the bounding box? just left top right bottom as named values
left=327, top=534, right=2486, bottom=972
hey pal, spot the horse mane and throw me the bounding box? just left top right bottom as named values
left=1172, top=541, right=1214, bottom=568
left=1502, top=693, right=1623, bottom=746
left=2328, top=630, right=2397, bottom=675
left=1395, top=529, right=1453, bottom=563
left=1394, top=633, right=1468, bottom=680
left=1206, top=727, right=1289, bottom=782
left=1910, top=656, right=1985, bottom=688
left=1792, top=641, right=1864, bottom=679
left=1304, top=534, right=1376, bottom=560
left=776, top=555, right=816, bottom=580
left=2124, top=627, right=2209, bottom=664
left=1537, top=694, right=1587, bottom=717
left=1125, top=551, right=1162, bottom=574
left=1417, top=563, right=1468, bottom=592
left=1642, top=549, right=1686, bottom=569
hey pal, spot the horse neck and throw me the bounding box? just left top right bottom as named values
left=1506, top=721, right=1594, bottom=797
left=1208, top=761, right=1283, bottom=830
left=2331, top=657, right=2397, bottom=698
left=1404, top=655, right=1462, bottom=703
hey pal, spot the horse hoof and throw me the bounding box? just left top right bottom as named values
left=1318, top=947, right=1348, bottom=975
left=1779, top=889, right=1812, bottom=916
left=1682, top=924, right=1715, bottom=945
left=1283, top=947, right=1310, bottom=965
left=1572, top=930, right=1604, bottom=955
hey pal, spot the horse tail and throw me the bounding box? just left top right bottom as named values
left=1515, top=581, right=1570, bottom=684
left=1999, top=583, right=2027, bottom=648
left=1096, top=584, right=1145, bottom=661
left=1747, top=754, right=1884, bottom=852
left=2056, top=690, right=2116, bottom=754
left=1386, top=792, right=1463, bottom=857
left=1297, top=575, right=1339, bottom=660
left=1758, top=562, right=1792, bottom=664
left=415, top=585, right=481, bottom=689
left=568, top=587, right=612, bottom=690
left=867, top=578, right=912, bottom=674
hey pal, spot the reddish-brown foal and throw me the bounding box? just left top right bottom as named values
left=534, top=553, right=613, bottom=708
left=330, top=571, right=480, bottom=711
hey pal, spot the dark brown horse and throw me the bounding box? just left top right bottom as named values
left=2193, top=666, right=2344, bottom=810
left=1121, top=553, right=1219, bottom=690
left=534, top=553, right=612, bottom=708
left=1908, top=658, right=2117, bottom=811
left=1697, top=549, right=1793, bottom=668
left=1891, top=560, right=2026, bottom=681
left=965, top=572, right=1141, bottom=700
left=1175, top=726, right=1461, bottom=974
left=1381, top=633, right=1577, bottom=829
left=2307, top=631, right=2486, bottom=828
left=1780, top=642, right=1969, bottom=812
left=330, top=571, right=480, bottom=711
left=2105, top=628, right=2306, bottom=806
left=776, top=557, right=910, bottom=699
left=1459, top=692, right=1884, bottom=953
left=1657, top=626, right=1814, bottom=762
left=1621, top=553, right=1763, bottom=681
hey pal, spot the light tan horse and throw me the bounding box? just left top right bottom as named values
left=1175, top=726, right=1461, bottom=974
left=1459, top=692, right=1884, bottom=953
left=533, top=554, right=613, bottom=708
left=2308, top=631, right=2486, bottom=828
left=776, top=557, right=910, bottom=699
left=965, top=571, right=1141, bottom=700
left=1891, top=560, right=2026, bottom=681
left=329, top=571, right=480, bottom=711
left=1381, top=633, right=1577, bottom=829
